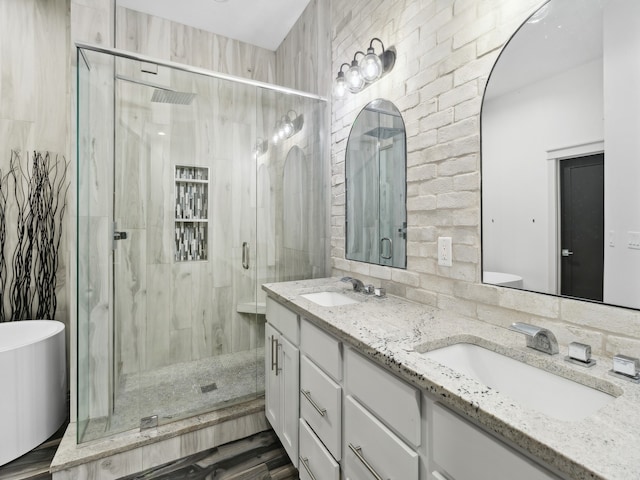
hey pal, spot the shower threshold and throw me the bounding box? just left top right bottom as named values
left=83, top=347, right=265, bottom=443
left=51, top=396, right=269, bottom=478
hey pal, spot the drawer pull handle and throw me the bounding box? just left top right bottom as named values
left=348, top=443, right=386, bottom=480
left=299, top=456, right=318, bottom=480
left=301, top=389, right=326, bottom=416
left=432, top=472, right=452, bottom=480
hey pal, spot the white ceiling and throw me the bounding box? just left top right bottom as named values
left=117, top=0, right=312, bottom=51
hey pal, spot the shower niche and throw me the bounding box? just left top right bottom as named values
left=174, top=165, right=209, bottom=262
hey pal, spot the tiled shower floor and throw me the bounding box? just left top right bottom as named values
left=82, top=347, right=265, bottom=442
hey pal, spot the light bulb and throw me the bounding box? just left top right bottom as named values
left=360, top=48, right=383, bottom=83
left=346, top=60, right=364, bottom=93
left=281, top=116, right=294, bottom=137
left=333, top=73, right=347, bottom=98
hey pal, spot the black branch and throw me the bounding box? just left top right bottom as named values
left=6, top=151, right=68, bottom=321
left=0, top=168, right=8, bottom=322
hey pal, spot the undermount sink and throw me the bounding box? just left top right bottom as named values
left=422, top=343, right=616, bottom=421
left=300, top=291, right=360, bottom=307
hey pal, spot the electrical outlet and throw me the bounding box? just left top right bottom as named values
left=438, top=237, right=452, bottom=267
left=628, top=231, right=640, bottom=250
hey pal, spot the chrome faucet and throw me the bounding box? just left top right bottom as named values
left=510, top=322, right=559, bottom=355
left=341, top=276, right=365, bottom=293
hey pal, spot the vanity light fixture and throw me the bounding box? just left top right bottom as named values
left=271, top=110, right=304, bottom=145
left=346, top=52, right=366, bottom=93
left=253, top=137, right=268, bottom=158
left=333, top=63, right=350, bottom=98
left=334, top=37, right=396, bottom=98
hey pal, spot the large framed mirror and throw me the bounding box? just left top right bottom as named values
left=346, top=99, right=407, bottom=268
left=481, top=0, right=640, bottom=310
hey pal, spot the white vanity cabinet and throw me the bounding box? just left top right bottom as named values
left=265, top=298, right=299, bottom=467
left=298, top=317, right=344, bottom=477
left=344, top=347, right=420, bottom=480
left=299, top=418, right=340, bottom=480
left=426, top=398, right=561, bottom=480
left=265, top=295, right=564, bottom=480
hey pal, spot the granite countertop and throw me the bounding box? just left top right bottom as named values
left=262, top=277, right=640, bottom=480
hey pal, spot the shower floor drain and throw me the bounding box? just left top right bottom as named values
left=200, top=382, right=218, bottom=393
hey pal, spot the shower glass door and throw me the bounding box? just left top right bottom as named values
left=78, top=47, right=263, bottom=442
left=111, top=56, right=261, bottom=433
left=77, top=45, right=326, bottom=444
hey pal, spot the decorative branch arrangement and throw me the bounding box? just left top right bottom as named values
left=0, top=150, right=69, bottom=321
left=0, top=169, right=8, bottom=323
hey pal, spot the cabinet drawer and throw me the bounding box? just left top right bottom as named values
left=344, top=396, right=418, bottom=480
left=300, top=318, right=342, bottom=381
left=266, top=297, right=299, bottom=344
left=345, top=347, right=421, bottom=447
left=299, top=419, right=340, bottom=480
left=300, top=355, right=342, bottom=460
left=430, top=402, right=558, bottom=480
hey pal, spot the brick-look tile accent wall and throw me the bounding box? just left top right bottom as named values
left=329, top=0, right=640, bottom=357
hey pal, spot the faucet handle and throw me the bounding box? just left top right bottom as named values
left=565, top=342, right=596, bottom=368
left=363, top=284, right=375, bottom=294
left=610, top=354, right=640, bottom=383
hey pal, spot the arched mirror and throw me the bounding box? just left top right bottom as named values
left=481, top=0, right=640, bottom=310
left=346, top=99, right=407, bottom=268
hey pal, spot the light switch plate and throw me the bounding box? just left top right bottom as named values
left=438, top=237, right=452, bottom=267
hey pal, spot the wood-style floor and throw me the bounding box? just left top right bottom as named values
left=0, top=420, right=68, bottom=480
left=0, top=428, right=296, bottom=480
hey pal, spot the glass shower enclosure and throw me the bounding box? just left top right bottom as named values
left=77, top=46, right=327, bottom=442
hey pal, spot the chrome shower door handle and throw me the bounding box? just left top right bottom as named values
left=380, top=237, right=392, bottom=259
left=242, top=242, right=249, bottom=269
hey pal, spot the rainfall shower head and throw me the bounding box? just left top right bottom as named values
left=115, top=74, right=196, bottom=105
left=363, top=126, right=404, bottom=139
left=150, top=88, right=196, bottom=105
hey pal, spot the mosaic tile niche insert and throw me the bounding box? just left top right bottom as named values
left=175, top=165, right=209, bottom=262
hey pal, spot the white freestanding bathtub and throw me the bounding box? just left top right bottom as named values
left=0, top=320, right=66, bottom=466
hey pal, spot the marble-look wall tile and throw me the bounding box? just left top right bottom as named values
left=33, top=0, right=70, bottom=154
left=146, top=125, right=173, bottom=264
left=145, top=263, right=173, bottom=370
left=0, top=0, right=36, bottom=123
left=116, top=81, right=148, bottom=230
left=71, top=1, right=114, bottom=47
left=115, top=229, right=147, bottom=375
left=191, top=265, right=216, bottom=357
left=170, top=23, right=214, bottom=70
left=118, top=7, right=276, bottom=84
left=116, top=7, right=171, bottom=61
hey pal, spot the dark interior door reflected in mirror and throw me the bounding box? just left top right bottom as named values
left=346, top=99, right=407, bottom=269
left=481, top=0, right=640, bottom=310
